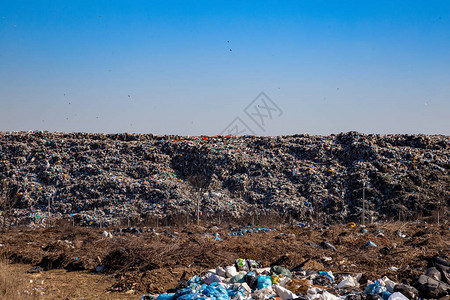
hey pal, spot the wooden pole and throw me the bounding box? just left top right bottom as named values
left=48, top=194, right=51, bottom=228
left=196, top=190, right=200, bottom=225
left=362, top=182, right=365, bottom=226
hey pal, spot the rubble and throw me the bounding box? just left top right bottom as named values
left=0, top=131, right=448, bottom=226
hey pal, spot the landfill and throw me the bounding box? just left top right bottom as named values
left=0, top=131, right=448, bottom=226
left=1, top=222, right=448, bottom=298
left=138, top=256, right=450, bottom=300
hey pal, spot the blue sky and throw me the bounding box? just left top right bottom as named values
left=1, top=1, right=449, bottom=135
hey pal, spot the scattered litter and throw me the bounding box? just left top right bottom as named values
left=365, top=241, right=377, bottom=248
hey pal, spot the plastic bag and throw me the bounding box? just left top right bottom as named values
left=337, top=276, right=359, bottom=289
left=156, top=293, right=175, bottom=300
left=387, top=292, right=408, bottom=300
left=226, top=265, right=238, bottom=278
left=274, top=284, right=296, bottom=300
left=257, top=275, right=273, bottom=290
left=271, top=266, right=293, bottom=279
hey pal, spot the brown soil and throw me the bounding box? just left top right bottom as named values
left=0, top=222, right=449, bottom=298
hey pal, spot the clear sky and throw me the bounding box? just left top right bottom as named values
left=1, top=1, right=449, bottom=135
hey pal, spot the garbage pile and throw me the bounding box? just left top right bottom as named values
left=0, top=131, right=448, bottom=226
left=227, top=228, right=276, bottom=237
left=141, top=257, right=449, bottom=300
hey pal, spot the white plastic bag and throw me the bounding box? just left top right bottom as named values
left=274, top=284, right=296, bottom=300
left=337, top=276, right=359, bottom=289
left=388, top=292, right=408, bottom=300
left=225, top=265, right=238, bottom=278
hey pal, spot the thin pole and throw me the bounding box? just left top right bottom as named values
left=437, top=205, right=440, bottom=225
left=437, top=186, right=440, bottom=225
left=48, top=194, right=51, bottom=228
left=362, top=182, right=365, bottom=226
left=196, top=190, right=200, bottom=225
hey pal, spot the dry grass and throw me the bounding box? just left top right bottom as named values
left=0, top=255, right=33, bottom=299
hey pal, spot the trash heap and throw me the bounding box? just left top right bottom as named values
left=141, top=257, right=450, bottom=300
left=0, top=131, right=448, bottom=226
left=227, top=228, right=276, bottom=236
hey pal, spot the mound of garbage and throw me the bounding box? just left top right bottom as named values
left=140, top=256, right=450, bottom=300
left=0, top=131, right=448, bottom=226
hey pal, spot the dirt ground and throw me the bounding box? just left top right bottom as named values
left=0, top=222, right=449, bottom=299
left=2, top=263, right=138, bottom=299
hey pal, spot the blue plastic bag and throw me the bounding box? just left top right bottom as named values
left=319, top=271, right=334, bottom=282
left=256, top=275, right=272, bottom=290
left=382, top=291, right=393, bottom=300
left=201, top=284, right=229, bottom=300
left=365, top=281, right=387, bottom=295
left=174, top=285, right=201, bottom=299
left=156, top=293, right=175, bottom=300
left=176, top=292, right=201, bottom=300
left=188, top=275, right=202, bottom=285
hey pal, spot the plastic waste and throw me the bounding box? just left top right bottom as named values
left=246, top=259, right=259, bottom=270
left=414, top=275, right=450, bottom=299
left=270, top=275, right=280, bottom=284
left=337, top=276, right=359, bottom=289
left=365, top=281, right=387, bottom=295
left=359, top=228, right=369, bottom=235
left=203, top=272, right=224, bottom=285
left=245, top=272, right=258, bottom=290
left=346, top=295, right=362, bottom=300
left=319, top=241, right=337, bottom=251
left=156, top=293, right=175, bottom=300
left=102, top=231, right=113, bottom=238
left=188, top=275, right=202, bottom=285
left=226, top=265, right=238, bottom=278
left=365, top=241, right=377, bottom=247
left=319, top=271, right=334, bottom=282
left=393, top=284, right=419, bottom=300
left=273, top=284, right=296, bottom=300
left=174, top=284, right=201, bottom=299
left=176, top=292, right=201, bottom=300
left=216, top=267, right=226, bottom=277
left=387, top=292, right=408, bottom=300
left=230, top=273, right=246, bottom=284
left=252, top=286, right=274, bottom=299
left=271, top=266, right=293, bottom=279
left=235, top=258, right=248, bottom=272
left=425, top=267, right=442, bottom=281
left=256, top=275, right=272, bottom=290
left=382, top=291, right=392, bottom=300
left=381, top=277, right=397, bottom=293
left=310, top=291, right=341, bottom=300
left=367, top=295, right=384, bottom=300
left=95, top=265, right=105, bottom=273
left=396, top=230, right=406, bottom=238
left=278, top=276, right=291, bottom=288
left=201, top=283, right=229, bottom=300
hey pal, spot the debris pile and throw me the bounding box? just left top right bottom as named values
left=0, top=132, right=448, bottom=226
left=141, top=256, right=450, bottom=300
